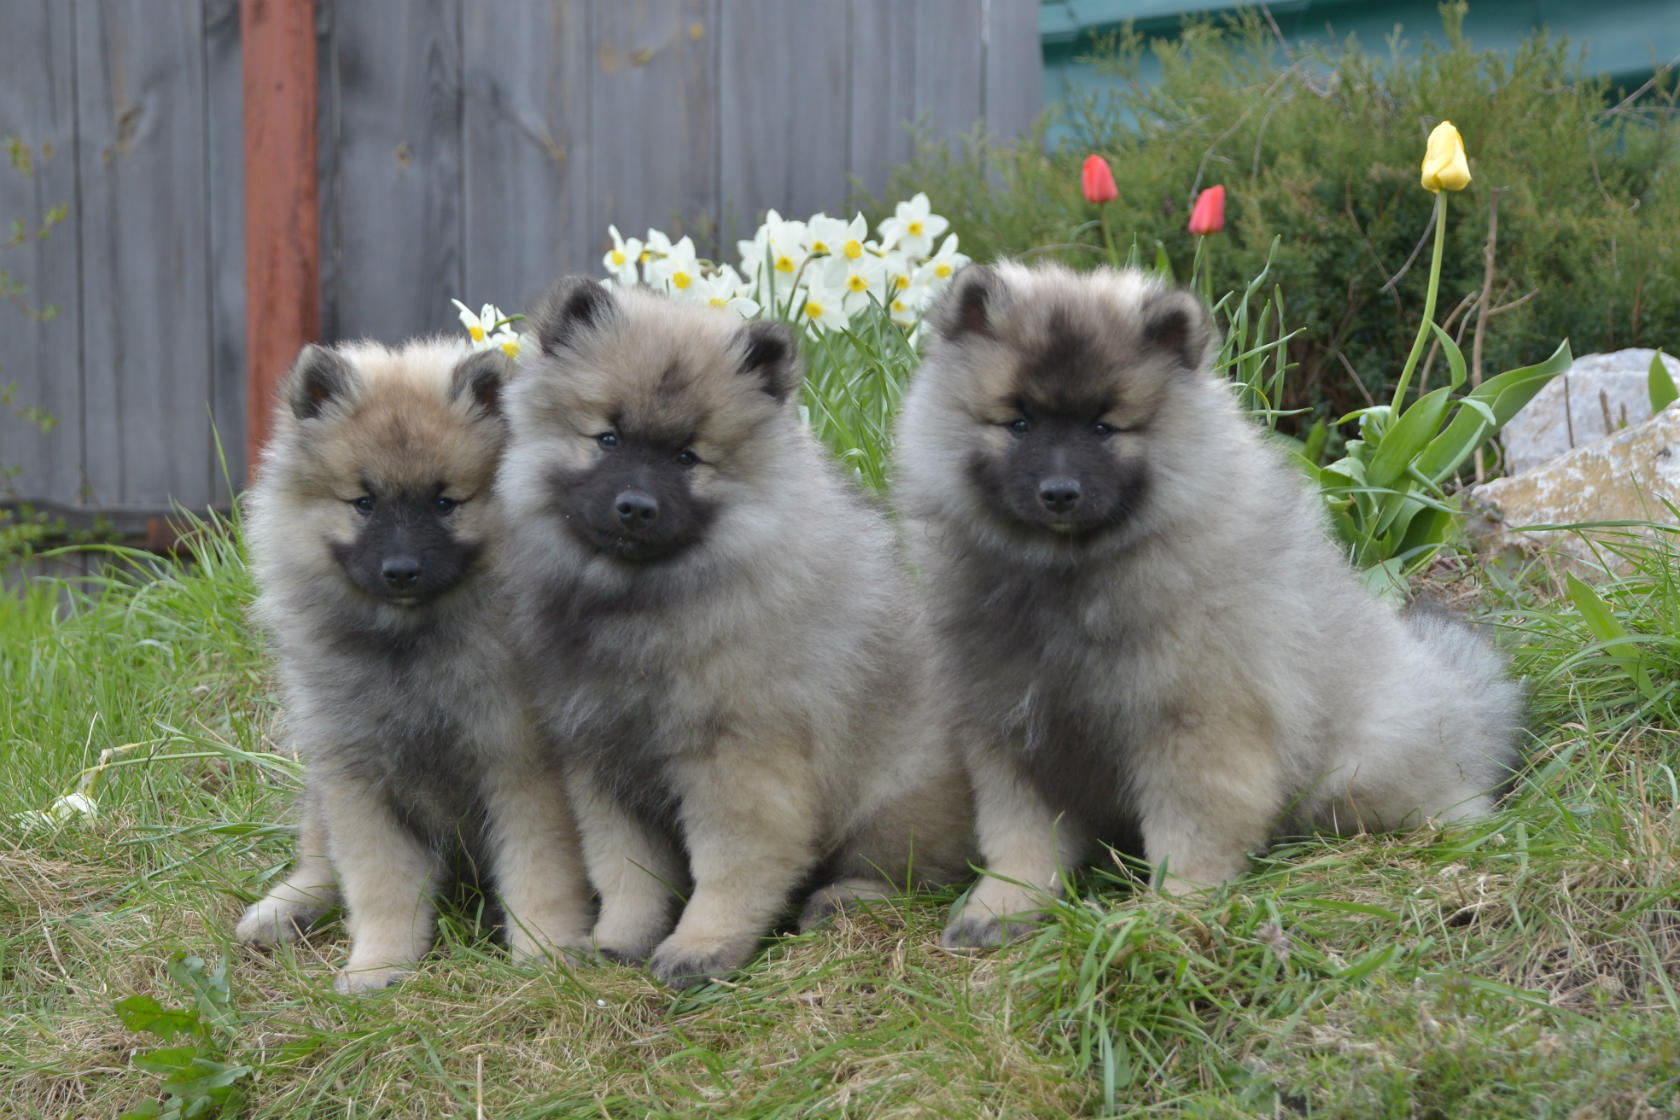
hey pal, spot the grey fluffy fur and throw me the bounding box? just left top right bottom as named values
left=498, top=279, right=975, bottom=987
left=235, top=337, right=591, bottom=992
left=894, top=263, right=1524, bottom=949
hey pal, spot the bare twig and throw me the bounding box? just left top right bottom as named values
left=1381, top=205, right=1438, bottom=294
left=1470, top=187, right=1508, bottom=390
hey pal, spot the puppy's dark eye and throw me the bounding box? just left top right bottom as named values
left=598, top=431, right=619, bottom=449
left=676, top=449, right=698, bottom=468
left=434, top=497, right=459, bottom=515
left=352, top=496, right=375, bottom=515
left=1007, top=418, right=1030, bottom=436
left=1093, top=421, right=1116, bottom=437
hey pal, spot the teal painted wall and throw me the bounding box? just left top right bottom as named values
left=1041, top=0, right=1680, bottom=140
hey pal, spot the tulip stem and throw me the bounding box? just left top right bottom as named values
left=1393, top=191, right=1447, bottom=408
left=1099, top=203, right=1119, bottom=268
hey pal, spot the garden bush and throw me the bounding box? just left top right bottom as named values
left=887, top=2, right=1680, bottom=421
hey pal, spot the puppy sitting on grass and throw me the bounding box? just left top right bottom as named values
left=894, top=263, right=1525, bottom=949
left=236, top=339, right=591, bottom=992
left=497, top=279, right=975, bottom=987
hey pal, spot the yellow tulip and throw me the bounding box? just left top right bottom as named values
left=1420, top=121, right=1471, bottom=192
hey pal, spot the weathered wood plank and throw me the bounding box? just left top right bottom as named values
left=462, top=0, right=592, bottom=312
left=238, top=0, right=317, bottom=489
left=0, top=0, right=81, bottom=509
left=589, top=0, right=720, bottom=260
left=208, top=0, right=247, bottom=497
left=847, top=0, right=919, bottom=201
left=914, top=0, right=985, bottom=149
left=983, top=0, right=1045, bottom=142
left=717, top=0, right=849, bottom=234
left=317, top=0, right=462, bottom=343
left=75, top=0, right=214, bottom=509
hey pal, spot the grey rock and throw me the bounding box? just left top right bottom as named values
left=1469, top=401, right=1680, bottom=574
left=1499, top=348, right=1680, bottom=474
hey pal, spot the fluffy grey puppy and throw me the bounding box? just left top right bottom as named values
left=497, top=278, right=975, bottom=987
left=894, top=262, right=1524, bottom=949
left=235, top=338, right=592, bottom=992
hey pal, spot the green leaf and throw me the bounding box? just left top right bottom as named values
left=1302, top=418, right=1329, bottom=465
left=1366, top=386, right=1452, bottom=488
left=1648, top=350, right=1677, bottom=414
left=1429, top=320, right=1468, bottom=390
left=132, top=1045, right=200, bottom=1075
left=1565, top=573, right=1656, bottom=700
left=1415, top=338, right=1572, bottom=482
left=115, top=996, right=201, bottom=1042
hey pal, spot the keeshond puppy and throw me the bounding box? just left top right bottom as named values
left=235, top=338, right=592, bottom=992
left=895, top=263, right=1524, bottom=949
left=498, top=278, right=974, bottom=987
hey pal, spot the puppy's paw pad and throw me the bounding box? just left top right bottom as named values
left=648, top=940, right=751, bottom=988
left=333, top=966, right=408, bottom=994
left=595, top=944, right=652, bottom=967
left=235, top=899, right=314, bottom=947
left=940, top=912, right=1006, bottom=951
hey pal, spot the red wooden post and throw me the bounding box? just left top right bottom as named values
left=242, top=0, right=319, bottom=475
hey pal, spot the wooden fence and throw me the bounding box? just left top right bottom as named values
left=0, top=0, right=1042, bottom=525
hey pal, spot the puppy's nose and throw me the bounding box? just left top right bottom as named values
left=1038, top=476, right=1082, bottom=515
left=615, top=489, right=659, bottom=526
left=381, top=555, right=421, bottom=589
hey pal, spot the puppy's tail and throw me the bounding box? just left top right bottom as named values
left=1402, top=606, right=1528, bottom=803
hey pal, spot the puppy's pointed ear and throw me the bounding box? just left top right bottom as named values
left=528, top=277, right=620, bottom=357
left=930, top=264, right=1004, bottom=343
left=1141, top=289, right=1215, bottom=371
left=733, top=320, right=802, bottom=402
left=284, top=344, right=357, bottom=420
left=449, top=349, right=511, bottom=420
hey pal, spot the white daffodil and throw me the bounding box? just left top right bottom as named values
left=693, top=267, right=761, bottom=319
left=643, top=228, right=675, bottom=258
left=836, top=214, right=870, bottom=262
left=887, top=263, right=933, bottom=328
left=877, top=192, right=949, bottom=257
left=603, top=225, right=644, bottom=286
left=645, top=235, right=703, bottom=298
left=765, top=210, right=812, bottom=286
left=806, top=212, right=858, bottom=260
left=490, top=326, right=521, bottom=359
left=916, top=233, right=969, bottom=287
left=822, top=251, right=890, bottom=316
left=792, top=273, right=852, bottom=335
left=452, top=300, right=513, bottom=349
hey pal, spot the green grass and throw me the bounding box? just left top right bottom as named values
left=4, top=428, right=1679, bottom=1117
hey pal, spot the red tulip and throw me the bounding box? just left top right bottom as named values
left=1081, top=154, right=1118, bottom=205
left=1188, top=184, right=1226, bottom=235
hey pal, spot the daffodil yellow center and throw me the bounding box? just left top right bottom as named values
left=908, top=220, right=924, bottom=236
left=936, top=262, right=952, bottom=277
left=468, top=325, right=485, bottom=341
left=709, top=296, right=728, bottom=309
left=811, top=240, right=828, bottom=253
left=500, top=340, right=519, bottom=358
left=892, top=299, right=907, bottom=312
left=844, top=240, right=863, bottom=259
left=610, top=249, right=626, bottom=266
left=672, top=271, right=692, bottom=290
left=894, top=275, right=910, bottom=291
left=804, top=300, right=823, bottom=320
left=775, top=255, right=795, bottom=273
left=848, top=275, right=869, bottom=292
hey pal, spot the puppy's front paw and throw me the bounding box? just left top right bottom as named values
left=236, top=897, right=320, bottom=947
left=940, top=907, right=1007, bottom=951
left=648, top=932, right=757, bottom=988
left=332, top=964, right=409, bottom=994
